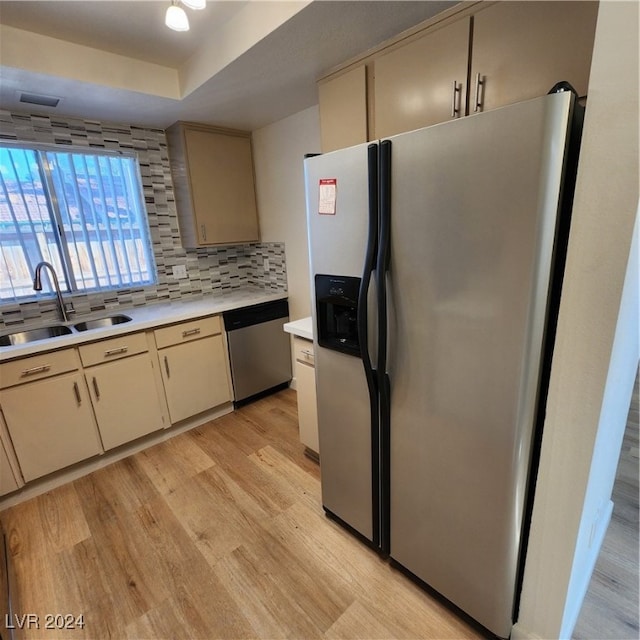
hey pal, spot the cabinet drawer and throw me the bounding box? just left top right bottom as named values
left=154, top=315, right=221, bottom=349
left=0, top=348, right=80, bottom=389
left=294, top=337, right=315, bottom=366
left=79, top=332, right=148, bottom=367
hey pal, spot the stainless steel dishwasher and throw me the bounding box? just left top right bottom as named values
left=223, top=299, right=292, bottom=406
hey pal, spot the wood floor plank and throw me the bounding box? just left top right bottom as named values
left=238, top=391, right=320, bottom=478
left=4, top=542, right=68, bottom=635
left=208, top=410, right=273, bottom=456
left=55, top=536, right=129, bottom=639
left=3, top=482, right=90, bottom=559
left=163, top=466, right=271, bottom=566
left=325, top=599, right=409, bottom=640
left=134, top=430, right=216, bottom=496
left=230, top=523, right=354, bottom=634
left=74, top=454, right=161, bottom=523
left=124, top=595, right=212, bottom=640
left=212, top=542, right=328, bottom=639
left=76, top=500, right=170, bottom=624
left=131, top=496, right=258, bottom=639
left=186, top=421, right=303, bottom=516
left=248, top=444, right=321, bottom=510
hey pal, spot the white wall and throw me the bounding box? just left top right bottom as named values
left=513, top=2, right=640, bottom=638
left=252, top=105, right=321, bottom=322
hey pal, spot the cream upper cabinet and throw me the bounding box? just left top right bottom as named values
left=469, top=1, right=599, bottom=114
left=155, top=316, right=232, bottom=424
left=372, top=17, right=471, bottom=139
left=321, top=2, right=598, bottom=142
left=319, top=65, right=369, bottom=152
left=0, top=349, right=102, bottom=482
left=166, top=122, right=260, bottom=248
left=79, top=333, right=167, bottom=451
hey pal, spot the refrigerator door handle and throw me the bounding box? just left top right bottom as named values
left=376, top=139, right=392, bottom=554
left=357, top=144, right=379, bottom=376
left=358, top=143, right=381, bottom=547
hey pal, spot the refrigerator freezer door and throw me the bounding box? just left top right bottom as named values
left=305, top=143, right=377, bottom=541
left=387, top=92, right=573, bottom=637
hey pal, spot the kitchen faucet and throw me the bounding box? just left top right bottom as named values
left=33, top=261, right=71, bottom=323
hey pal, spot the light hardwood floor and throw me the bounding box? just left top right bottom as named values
left=573, top=373, right=640, bottom=639
left=1, top=390, right=485, bottom=640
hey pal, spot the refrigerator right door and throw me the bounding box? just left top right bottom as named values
left=387, top=92, right=574, bottom=637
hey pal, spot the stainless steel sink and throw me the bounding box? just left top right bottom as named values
left=0, top=325, right=73, bottom=346
left=73, top=314, right=132, bottom=332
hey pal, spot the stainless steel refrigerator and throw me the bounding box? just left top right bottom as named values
left=304, top=89, right=583, bottom=638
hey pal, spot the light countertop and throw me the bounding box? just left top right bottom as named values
left=0, top=288, right=287, bottom=362
left=283, top=317, right=313, bottom=341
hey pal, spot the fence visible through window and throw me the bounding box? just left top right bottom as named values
left=0, top=144, right=156, bottom=301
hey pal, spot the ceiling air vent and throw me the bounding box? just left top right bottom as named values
left=19, top=92, right=61, bottom=108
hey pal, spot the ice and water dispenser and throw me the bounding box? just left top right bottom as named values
left=314, top=274, right=361, bottom=357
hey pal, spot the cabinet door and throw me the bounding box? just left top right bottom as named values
left=296, top=359, right=319, bottom=455
left=160, top=334, right=232, bottom=424
left=86, top=353, right=165, bottom=450
left=1, top=372, right=102, bottom=482
left=319, top=65, right=368, bottom=152
left=0, top=437, right=20, bottom=496
left=470, top=1, right=598, bottom=113
left=373, top=17, right=471, bottom=138
left=184, top=127, right=259, bottom=246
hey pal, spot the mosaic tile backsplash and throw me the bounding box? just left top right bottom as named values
left=0, top=111, right=287, bottom=329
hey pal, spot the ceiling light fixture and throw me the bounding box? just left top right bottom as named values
left=182, top=0, right=206, bottom=10
left=165, top=1, right=190, bottom=32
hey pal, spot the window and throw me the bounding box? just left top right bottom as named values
left=0, top=143, right=157, bottom=302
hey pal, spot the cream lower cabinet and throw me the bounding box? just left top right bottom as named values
left=155, top=316, right=232, bottom=424
left=293, top=337, right=319, bottom=457
left=0, top=437, right=20, bottom=495
left=78, top=332, right=166, bottom=450
left=0, top=349, right=102, bottom=482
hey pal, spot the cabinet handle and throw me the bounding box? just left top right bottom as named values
left=104, top=346, right=128, bottom=357
left=201, top=224, right=207, bottom=242
left=474, top=72, right=484, bottom=113
left=164, top=355, right=170, bottom=378
left=21, top=364, right=51, bottom=377
left=451, top=80, right=461, bottom=118
left=92, top=376, right=100, bottom=400
left=73, top=381, right=82, bottom=405
left=182, top=328, right=201, bottom=338
left=301, top=349, right=314, bottom=359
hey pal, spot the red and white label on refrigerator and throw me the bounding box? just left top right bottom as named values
left=318, top=178, right=337, bottom=215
